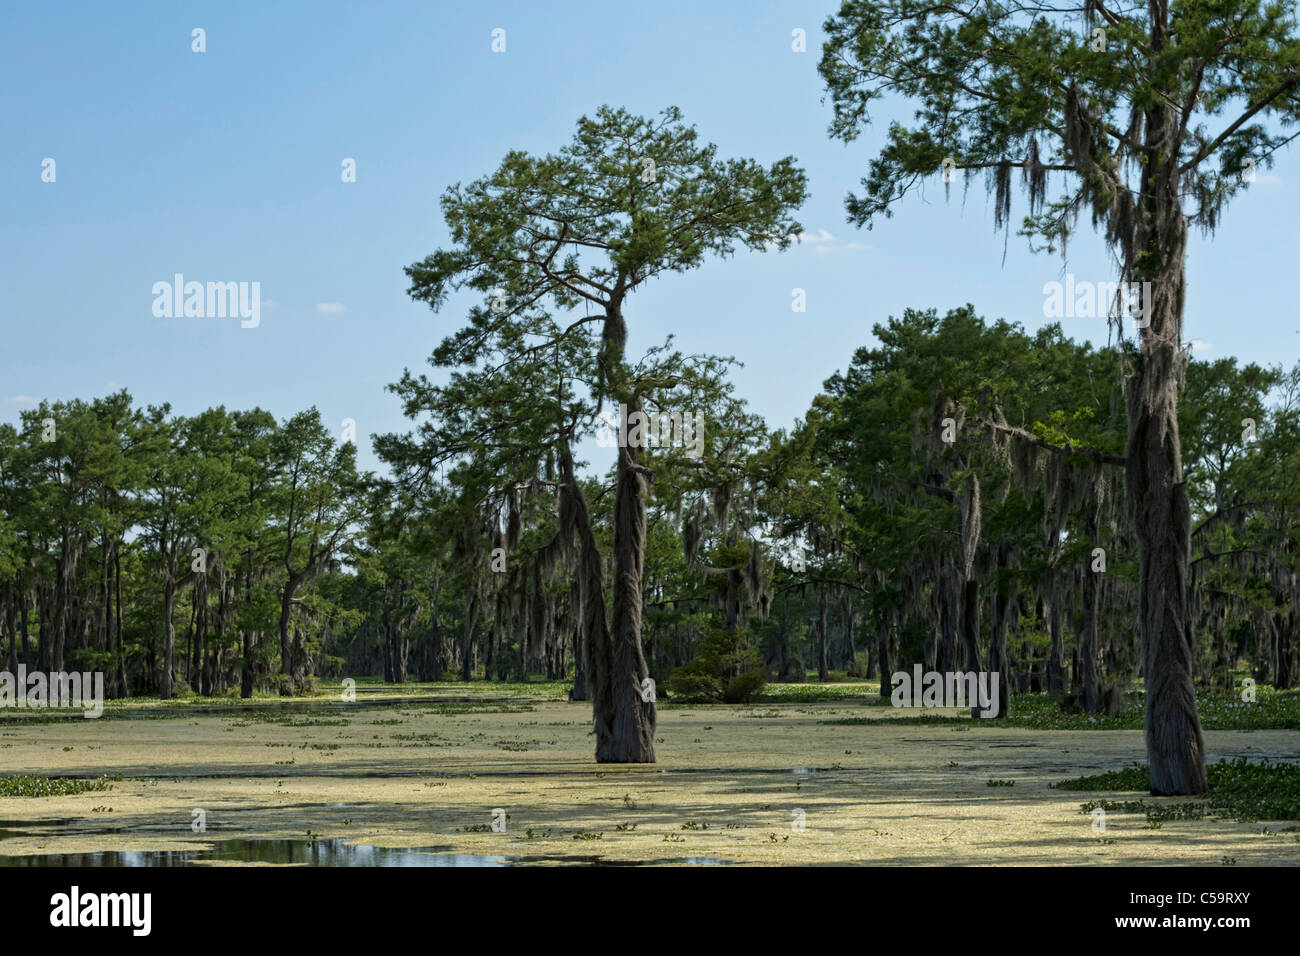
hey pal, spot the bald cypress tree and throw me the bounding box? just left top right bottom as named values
left=404, top=106, right=806, bottom=761
left=820, top=0, right=1300, bottom=793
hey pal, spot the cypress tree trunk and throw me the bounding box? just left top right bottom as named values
left=191, top=574, right=206, bottom=689
left=1046, top=576, right=1066, bottom=695
left=817, top=587, right=829, bottom=680
left=960, top=579, right=983, bottom=676
left=396, top=625, right=409, bottom=683
left=97, top=533, right=110, bottom=655
left=570, top=584, right=588, bottom=702
left=428, top=567, right=442, bottom=682
left=290, top=625, right=309, bottom=689
left=988, top=577, right=1013, bottom=718
left=843, top=595, right=857, bottom=666
left=161, top=576, right=177, bottom=699
left=1126, top=35, right=1206, bottom=793
left=240, top=629, right=254, bottom=697
left=588, top=299, right=655, bottom=763
left=485, top=602, right=499, bottom=687
left=460, top=588, right=478, bottom=682
left=20, top=584, right=31, bottom=667
left=876, top=617, right=894, bottom=699
left=1080, top=513, right=1102, bottom=713
left=4, top=581, right=17, bottom=675
left=561, top=433, right=649, bottom=758
left=1028, top=598, right=1046, bottom=693
left=779, top=591, right=792, bottom=681
left=114, top=549, right=128, bottom=697
left=204, top=572, right=226, bottom=696
left=52, top=533, right=75, bottom=673
left=1276, top=607, right=1298, bottom=689
left=276, top=583, right=295, bottom=694
left=937, top=570, right=956, bottom=674
left=593, top=418, right=656, bottom=761
left=382, top=607, right=394, bottom=682
left=37, top=582, right=51, bottom=671
left=240, top=566, right=255, bottom=698
left=724, top=567, right=741, bottom=633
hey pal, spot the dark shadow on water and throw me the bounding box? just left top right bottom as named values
left=0, top=838, right=506, bottom=867
left=0, top=835, right=733, bottom=867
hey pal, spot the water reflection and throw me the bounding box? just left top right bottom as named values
left=0, top=836, right=732, bottom=867
left=0, top=838, right=506, bottom=867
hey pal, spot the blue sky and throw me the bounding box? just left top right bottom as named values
left=3, top=0, right=1297, bottom=476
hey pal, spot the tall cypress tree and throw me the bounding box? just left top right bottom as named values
left=404, top=105, right=807, bottom=761
left=820, top=0, right=1300, bottom=793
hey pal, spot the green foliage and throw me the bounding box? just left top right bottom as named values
left=0, top=775, right=113, bottom=798
left=4, top=83, right=1299, bottom=744
left=667, top=624, right=768, bottom=703
left=0, top=394, right=365, bottom=699
left=1060, top=758, right=1300, bottom=822
left=819, top=0, right=1300, bottom=247
left=405, top=105, right=807, bottom=316
left=1054, top=763, right=1150, bottom=791
left=757, top=683, right=883, bottom=703
left=821, top=689, right=1300, bottom=730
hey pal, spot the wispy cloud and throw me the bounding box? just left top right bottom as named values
left=2, top=395, right=41, bottom=405
left=315, top=302, right=347, bottom=313
left=798, top=228, right=836, bottom=244
left=786, top=228, right=873, bottom=256
left=814, top=240, right=872, bottom=256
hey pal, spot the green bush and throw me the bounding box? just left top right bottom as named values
left=665, top=670, right=723, bottom=701
left=722, top=668, right=768, bottom=704
left=667, top=624, right=768, bottom=704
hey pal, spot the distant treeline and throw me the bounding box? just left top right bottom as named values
left=1, top=310, right=1295, bottom=706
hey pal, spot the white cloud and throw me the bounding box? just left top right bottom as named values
left=315, top=302, right=347, bottom=313
left=764, top=228, right=872, bottom=254
left=798, top=228, right=835, bottom=243
left=1, top=395, right=40, bottom=405
left=783, top=228, right=873, bottom=255
left=1189, top=340, right=1212, bottom=351
left=815, top=241, right=873, bottom=256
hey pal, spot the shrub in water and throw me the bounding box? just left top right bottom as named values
left=667, top=623, right=768, bottom=704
